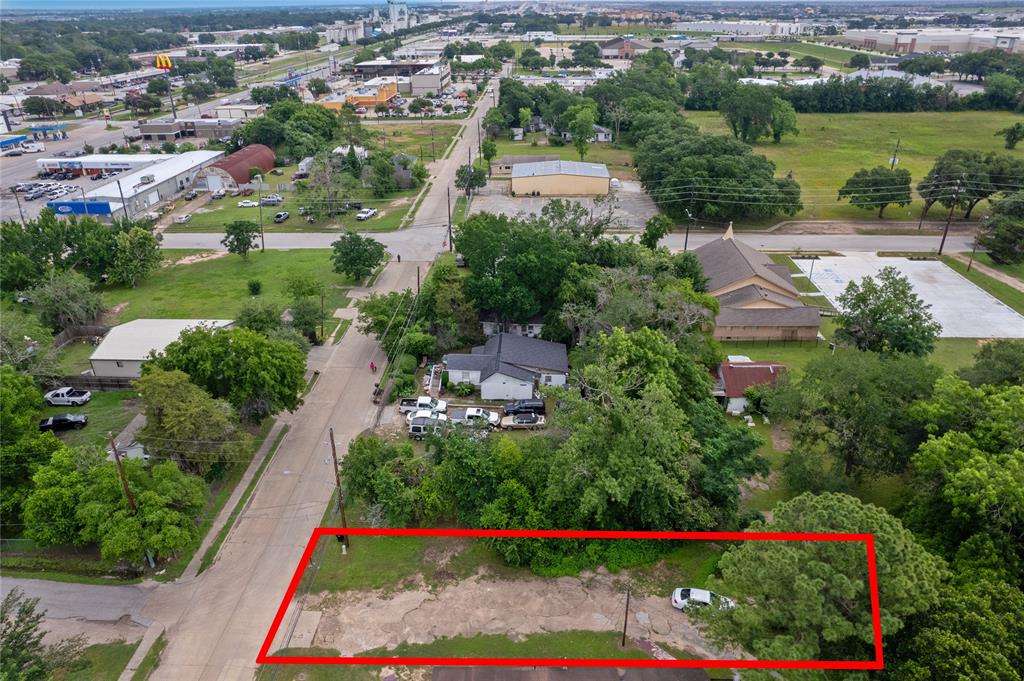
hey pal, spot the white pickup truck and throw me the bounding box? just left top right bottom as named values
left=398, top=395, right=447, bottom=414
left=44, top=387, right=92, bottom=406
left=449, top=407, right=499, bottom=428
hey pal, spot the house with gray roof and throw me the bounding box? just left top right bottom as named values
left=692, top=227, right=821, bottom=342
left=443, top=333, right=569, bottom=401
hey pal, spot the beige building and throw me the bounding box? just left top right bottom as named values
left=491, top=154, right=559, bottom=176
left=510, top=160, right=610, bottom=196
left=844, top=28, right=1024, bottom=54
left=692, top=228, right=821, bottom=341
left=90, top=319, right=234, bottom=378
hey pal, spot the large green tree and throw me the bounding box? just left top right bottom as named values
left=1, top=588, right=85, bottom=681
left=149, top=326, right=306, bottom=422
left=958, top=339, right=1024, bottom=387
left=698, top=493, right=945, bottom=675
left=331, top=231, right=387, bottom=281
left=977, top=190, right=1024, bottom=265
left=835, top=266, right=942, bottom=356
left=838, top=166, right=912, bottom=218
left=109, top=227, right=161, bottom=288
left=28, top=270, right=105, bottom=332
left=719, top=84, right=775, bottom=144
left=221, top=220, right=261, bottom=260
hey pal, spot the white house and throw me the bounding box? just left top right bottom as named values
left=480, top=314, right=544, bottom=338
left=443, top=333, right=568, bottom=401
left=89, top=319, right=234, bottom=378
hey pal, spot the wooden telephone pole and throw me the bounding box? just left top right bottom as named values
left=328, top=427, right=349, bottom=551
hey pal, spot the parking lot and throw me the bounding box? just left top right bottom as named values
left=6, top=170, right=114, bottom=221
left=797, top=252, right=1024, bottom=338
left=469, top=180, right=657, bottom=230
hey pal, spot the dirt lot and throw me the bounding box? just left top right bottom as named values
left=310, top=567, right=724, bottom=659
left=470, top=181, right=656, bottom=230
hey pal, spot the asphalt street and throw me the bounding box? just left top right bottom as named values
left=1, top=577, right=154, bottom=625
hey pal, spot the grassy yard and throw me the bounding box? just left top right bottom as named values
left=722, top=41, right=875, bottom=70
left=492, top=132, right=635, bottom=176
left=57, top=340, right=98, bottom=375
left=941, top=255, right=1024, bottom=314
left=42, top=390, right=139, bottom=449
left=967, top=252, right=1024, bottom=280
left=101, top=249, right=352, bottom=324
left=130, top=634, right=166, bottom=681
left=685, top=111, right=1019, bottom=222
left=359, top=631, right=653, bottom=660
left=370, top=122, right=462, bottom=163
left=52, top=640, right=140, bottom=681
left=256, top=649, right=378, bottom=681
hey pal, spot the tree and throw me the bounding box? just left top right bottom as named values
left=977, top=191, right=1024, bottom=265
left=769, top=97, right=799, bottom=144
left=289, top=297, right=324, bottom=342
left=455, top=163, right=487, bottom=196
left=233, top=116, right=286, bottom=149
left=985, top=73, right=1022, bottom=108
left=517, top=106, right=532, bottom=132
left=0, top=309, right=59, bottom=380
left=885, top=580, right=1024, bottom=681
left=996, top=122, right=1024, bottom=150
left=847, top=53, right=871, bottom=68
left=149, top=326, right=306, bottom=422
left=367, top=151, right=398, bottom=198
left=135, top=368, right=250, bottom=476
left=697, top=493, right=944, bottom=672
left=481, top=138, right=497, bottom=175
left=197, top=32, right=216, bottom=44
left=958, top=339, right=1024, bottom=387
left=308, top=77, right=330, bottom=97
left=21, top=96, right=63, bottom=118
left=836, top=266, right=942, bottom=356
left=250, top=85, right=299, bottom=105
left=146, top=77, right=170, bottom=96
left=236, top=298, right=282, bottom=334
left=221, top=220, right=261, bottom=260
left=28, top=270, right=105, bottom=331
left=640, top=214, right=671, bottom=249
left=793, top=55, right=824, bottom=72
left=768, top=351, right=941, bottom=484
left=838, top=166, right=912, bottom=218
left=109, top=227, right=161, bottom=288
left=719, top=84, right=775, bottom=144
left=1, top=588, right=85, bottom=681
left=568, top=106, right=596, bottom=160
left=331, top=231, right=387, bottom=281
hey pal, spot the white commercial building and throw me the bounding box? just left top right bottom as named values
left=674, top=21, right=812, bottom=36
left=410, top=63, right=452, bottom=96
left=214, top=104, right=265, bottom=119
left=90, top=319, right=234, bottom=378
left=844, top=28, right=1024, bottom=54
left=36, top=153, right=162, bottom=176
left=326, top=20, right=369, bottom=44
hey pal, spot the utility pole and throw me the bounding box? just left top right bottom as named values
left=938, top=179, right=962, bottom=256
left=108, top=432, right=155, bottom=568
left=320, top=288, right=325, bottom=341
left=257, top=183, right=265, bottom=251
left=328, top=427, right=348, bottom=552
left=447, top=186, right=453, bottom=252
left=620, top=586, right=631, bottom=648
left=115, top=179, right=128, bottom=219
left=416, top=265, right=421, bottom=297
left=11, top=190, right=26, bottom=224
left=889, top=138, right=901, bottom=171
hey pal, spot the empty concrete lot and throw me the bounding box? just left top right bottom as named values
left=469, top=180, right=657, bottom=230
left=796, top=252, right=1024, bottom=338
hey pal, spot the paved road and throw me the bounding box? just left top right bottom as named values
left=161, top=229, right=975, bottom=255
left=1, top=577, right=153, bottom=625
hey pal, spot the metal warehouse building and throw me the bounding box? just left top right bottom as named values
left=510, top=160, right=610, bottom=197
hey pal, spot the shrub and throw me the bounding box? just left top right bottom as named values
left=397, top=353, right=418, bottom=374
left=390, top=373, right=417, bottom=399
left=247, top=279, right=262, bottom=296
left=547, top=135, right=565, bottom=147
left=454, top=382, right=475, bottom=397
left=441, top=370, right=450, bottom=388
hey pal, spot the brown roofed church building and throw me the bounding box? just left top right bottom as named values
left=692, top=227, right=821, bottom=341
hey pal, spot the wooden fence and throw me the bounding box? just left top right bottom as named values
left=53, top=324, right=109, bottom=349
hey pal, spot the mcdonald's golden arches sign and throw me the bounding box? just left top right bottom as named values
left=155, top=55, right=173, bottom=70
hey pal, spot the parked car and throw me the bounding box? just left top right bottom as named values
left=272, top=211, right=289, bottom=223
left=502, top=399, right=546, bottom=416
left=408, top=412, right=448, bottom=439
left=356, top=207, right=377, bottom=221
left=292, top=171, right=309, bottom=180
left=39, top=413, right=88, bottom=432
left=184, top=189, right=198, bottom=200
left=500, top=412, right=545, bottom=430
left=450, top=407, right=500, bottom=428
left=355, top=107, right=367, bottom=114
left=174, top=214, right=192, bottom=224
left=260, top=197, right=282, bottom=206
left=398, top=395, right=448, bottom=414
left=238, top=200, right=259, bottom=207
left=211, top=189, right=226, bottom=199
left=670, top=588, right=735, bottom=611
left=44, top=387, right=92, bottom=406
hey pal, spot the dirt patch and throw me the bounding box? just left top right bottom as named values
left=769, top=425, right=791, bottom=452
left=389, top=196, right=413, bottom=207
left=171, top=251, right=228, bottom=266
left=308, top=570, right=728, bottom=660
left=423, top=536, right=469, bottom=570
left=100, top=302, right=128, bottom=325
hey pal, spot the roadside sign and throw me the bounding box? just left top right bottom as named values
left=155, top=55, right=173, bottom=70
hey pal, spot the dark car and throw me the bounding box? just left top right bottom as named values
left=39, top=413, right=88, bottom=432
left=502, top=399, right=546, bottom=416
left=273, top=211, right=289, bottom=223
left=184, top=190, right=198, bottom=200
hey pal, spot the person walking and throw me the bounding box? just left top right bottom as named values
left=370, top=361, right=377, bottom=373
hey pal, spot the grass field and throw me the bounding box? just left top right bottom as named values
left=101, top=249, right=352, bottom=324
left=685, top=111, right=1019, bottom=222
left=57, top=340, right=97, bottom=374
left=968, top=252, right=1024, bottom=281
left=130, top=634, right=166, bottom=681
left=722, top=41, right=876, bottom=70
left=52, top=640, right=140, bottom=681
left=359, top=631, right=653, bottom=660
left=493, top=132, right=635, bottom=175
left=42, top=390, right=139, bottom=449
left=371, top=122, right=462, bottom=163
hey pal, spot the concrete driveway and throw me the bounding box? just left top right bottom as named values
left=469, top=180, right=656, bottom=230
left=797, top=252, right=1024, bottom=338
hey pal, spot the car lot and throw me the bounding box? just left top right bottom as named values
left=470, top=180, right=658, bottom=230
left=797, top=252, right=1024, bottom=338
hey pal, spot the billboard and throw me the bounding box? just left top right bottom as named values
left=47, top=201, right=115, bottom=216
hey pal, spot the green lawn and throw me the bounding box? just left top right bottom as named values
left=371, top=122, right=462, bottom=163
left=256, top=649, right=377, bottom=681
left=941, top=255, right=1024, bottom=314
left=130, top=634, right=166, bottom=681
left=492, top=133, right=635, bottom=176
left=57, top=340, right=97, bottom=375
left=101, top=249, right=352, bottom=323
left=52, top=640, right=140, bottom=681
left=723, top=41, right=875, bottom=70
left=359, top=631, right=653, bottom=660
left=966, top=252, right=1024, bottom=281
left=42, top=390, right=139, bottom=449
left=686, top=111, right=1020, bottom=222
left=167, top=187, right=420, bottom=234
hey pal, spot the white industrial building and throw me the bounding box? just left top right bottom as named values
left=36, top=153, right=162, bottom=176
left=325, top=20, right=370, bottom=44
left=673, top=20, right=812, bottom=36
left=843, top=28, right=1024, bottom=54
left=411, top=63, right=452, bottom=96
left=90, top=319, right=234, bottom=378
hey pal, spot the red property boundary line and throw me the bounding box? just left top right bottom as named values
left=257, top=528, right=883, bottom=670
